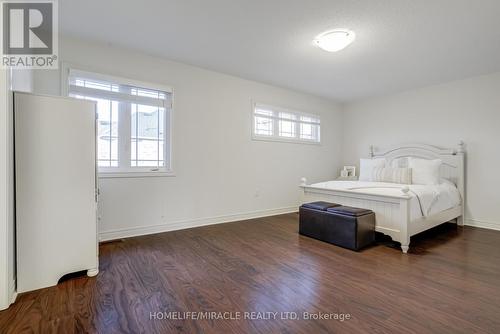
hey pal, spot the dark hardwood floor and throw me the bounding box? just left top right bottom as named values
left=1, top=213, right=500, bottom=333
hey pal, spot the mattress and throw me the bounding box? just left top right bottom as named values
left=308, top=180, right=461, bottom=221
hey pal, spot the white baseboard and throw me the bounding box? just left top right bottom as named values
left=99, top=206, right=298, bottom=242
left=465, top=218, right=500, bottom=231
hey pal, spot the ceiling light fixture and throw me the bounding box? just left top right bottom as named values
left=313, top=29, right=356, bottom=52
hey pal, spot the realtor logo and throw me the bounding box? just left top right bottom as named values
left=1, top=0, right=58, bottom=68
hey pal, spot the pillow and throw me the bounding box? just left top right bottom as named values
left=391, top=157, right=408, bottom=168
left=359, top=158, right=386, bottom=181
left=371, top=167, right=412, bottom=184
left=408, top=158, right=442, bottom=185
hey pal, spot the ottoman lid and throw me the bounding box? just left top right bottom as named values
left=301, top=201, right=340, bottom=211
left=327, top=206, right=373, bottom=217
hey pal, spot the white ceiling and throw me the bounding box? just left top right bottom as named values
left=60, top=0, right=500, bottom=102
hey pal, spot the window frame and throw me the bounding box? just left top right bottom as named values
left=251, top=102, right=321, bottom=145
left=62, top=63, right=174, bottom=178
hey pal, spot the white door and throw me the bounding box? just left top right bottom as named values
left=15, top=92, right=98, bottom=293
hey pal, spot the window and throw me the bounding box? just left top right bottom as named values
left=68, top=69, right=172, bottom=176
left=253, top=104, right=320, bottom=143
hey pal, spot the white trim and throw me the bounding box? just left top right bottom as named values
left=465, top=218, right=500, bottom=231
left=0, top=69, right=17, bottom=310
left=252, top=135, right=322, bottom=145
left=99, top=171, right=176, bottom=179
left=0, top=69, right=9, bottom=310
left=9, top=279, right=16, bottom=304
left=99, top=206, right=297, bottom=241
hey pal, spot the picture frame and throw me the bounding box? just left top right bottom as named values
left=343, top=166, right=356, bottom=177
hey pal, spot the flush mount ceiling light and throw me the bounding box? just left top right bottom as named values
left=313, top=29, right=356, bottom=52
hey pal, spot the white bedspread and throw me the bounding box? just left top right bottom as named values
left=308, top=180, right=461, bottom=221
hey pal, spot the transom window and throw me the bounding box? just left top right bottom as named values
left=253, top=104, right=320, bottom=143
left=68, top=69, right=172, bottom=175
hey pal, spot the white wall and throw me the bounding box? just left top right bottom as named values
left=33, top=37, right=343, bottom=239
left=11, top=70, right=34, bottom=93
left=342, top=72, right=500, bottom=230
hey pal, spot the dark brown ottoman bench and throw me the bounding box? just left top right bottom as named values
left=299, top=202, right=376, bottom=251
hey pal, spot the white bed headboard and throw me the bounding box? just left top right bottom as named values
left=370, top=142, right=466, bottom=202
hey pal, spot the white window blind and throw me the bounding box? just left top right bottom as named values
left=253, top=104, right=320, bottom=143
left=68, top=69, right=172, bottom=175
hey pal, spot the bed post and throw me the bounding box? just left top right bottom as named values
left=299, top=177, right=307, bottom=206
left=369, top=145, right=374, bottom=158
left=400, top=188, right=411, bottom=253
left=456, top=141, right=465, bottom=226
left=300, top=177, right=307, bottom=187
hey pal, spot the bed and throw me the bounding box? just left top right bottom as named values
left=300, top=143, right=465, bottom=253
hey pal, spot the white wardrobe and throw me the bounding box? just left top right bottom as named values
left=14, top=92, right=99, bottom=293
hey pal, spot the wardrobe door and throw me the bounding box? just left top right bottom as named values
left=15, top=92, right=98, bottom=293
